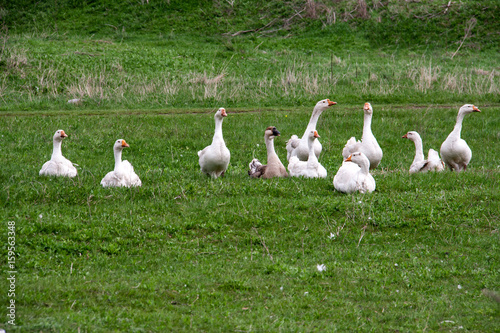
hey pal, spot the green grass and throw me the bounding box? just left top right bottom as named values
left=4, top=0, right=500, bottom=49
left=1, top=0, right=499, bottom=111
left=1, top=33, right=499, bottom=111
left=0, top=104, right=498, bottom=331
left=0, top=1, right=499, bottom=331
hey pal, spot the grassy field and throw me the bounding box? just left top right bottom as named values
left=1, top=0, right=499, bottom=111
left=2, top=33, right=499, bottom=112
left=0, top=103, right=499, bottom=331
left=1, top=0, right=499, bottom=331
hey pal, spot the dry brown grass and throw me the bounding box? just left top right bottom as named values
left=6, top=48, right=28, bottom=70
left=1, top=38, right=498, bottom=107
left=355, top=0, right=369, bottom=19
left=66, top=73, right=106, bottom=100
left=442, top=71, right=499, bottom=95
left=36, top=68, right=60, bottom=97
left=54, top=62, right=500, bottom=104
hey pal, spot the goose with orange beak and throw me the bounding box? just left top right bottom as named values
left=342, top=102, right=383, bottom=169
left=39, top=129, right=78, bottom=177
left=286, top=99, right=337, bottom=161
left=440, top=104, right=481, bottom=171
left=288, top=130, right=327, bottom=178
left=101, top=139, right=142, bottom=187
left=333, top=152, right=375, bottom=194
left=198, top=108, right=231, bottom=178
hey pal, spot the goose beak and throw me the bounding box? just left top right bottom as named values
left=60, top=130, right=68, bottom=138
left=473, top=105, right=481, bottom=112
left=314, top=131, right=320, bottom=138
left=221, top=108, right=227, bottom=117
left=364, top=103, right=370, bottom=110
left=402, top=134, right=408, bottom=138
left=345, top=155, right=352, bottom=162
left=121, top=140, right=130, bottom=148
left=327, top=99, right=337, bottom=106
left=272, top=128, right=281, bottom=137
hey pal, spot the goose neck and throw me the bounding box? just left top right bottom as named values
left=304, top=108, right=322, bottom=136
left=451, top=112, right=465, bottom=137
left=213, top=117, right=224, bottom=142
left=51, top=139, right=63, bottom=159
left=362, top=112, right=373, bottom=138
left=358, top=160, right=370, bottom=174
left=265, top=136, right=276, bottom=159
left=308, top=139, right=317, bottom=161
left=412, top=136, right=425, bottom=163
left=114, top=148, right=123, bottom=170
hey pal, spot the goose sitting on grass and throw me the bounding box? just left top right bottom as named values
left=286, top=99, right=337, bottom=161
left=342, top=102, right=383, bottom=169
left=39, top=129, right=78, bottom=178
left=198, top=108, right=230, bottom=178
left=402, top=131, right=444, bottom=174
left=440, top=104, right=481, bottom=172
left=333, top=152, right=375, bottom=194
left=101, top=139, right=142, bottom=188
left=249, top=126, right=288, bottom=179
left=288, top=130, right=327, bottom=178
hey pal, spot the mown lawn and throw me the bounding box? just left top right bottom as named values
left=0, top=103, right=498, bottom=331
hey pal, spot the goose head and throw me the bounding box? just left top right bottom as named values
left=363, top=102, right=373, bottom=115
left=215, top=108, right=227, bottom=119
left=308, top=130, right=320, bottom=141
left=53, top=129, right=68, bottom=141
left=345, top=152, right=370, bottom=168
left=264, top=126, right=280, bottom=139
left=314, top=99, right=337, bottom=112
left=402, top=131, right=421, bottom=142
left=114, top=139, right=130, bottom=151
left=459, top=104, right=481, bottom=115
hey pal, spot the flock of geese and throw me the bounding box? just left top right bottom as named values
left=39, top=100, right=480, bottom=193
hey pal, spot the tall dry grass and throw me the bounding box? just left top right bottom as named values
left=1, top=40, right=498, bottom=108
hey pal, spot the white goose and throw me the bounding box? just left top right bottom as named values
left=440, top=104, right=481, bottom=172
left=198, top=108, right=230, bottom=178
left=342, top=102, right=383, bottom=169
left=333, top=152, right=375, bottom=194
left=402, top=131, right=444, bottom=174
left=39, top=129, right=78, bottom=178
left=249, top=126, right=288, bottom=179
left=286, top=99, right=337, bottom=161
left=101, top=139, right=142, bottom=188
left=288, top=130, right=327, bottom=178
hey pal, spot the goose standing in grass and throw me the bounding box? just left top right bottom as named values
left=198, top=108, right=230, bottom=178
left=286, top=99, right=337, bottom=161
left=288, top=130, right=327, bottom=178
left=342, top=102, right=383, bottom=169
left=249, top=126, right=288, bottom=179
left=402, top=131, right=444, bottom=174
left=101, top=139, right=142, bottom=188
left=333, top=152, right=375, bottom=194
left=440, top=104, right=481, bottom=172
left=39, top=129, right=78, bottom=178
